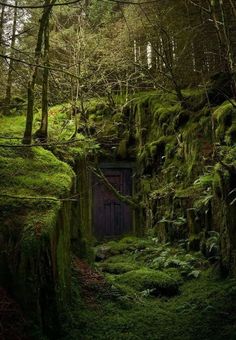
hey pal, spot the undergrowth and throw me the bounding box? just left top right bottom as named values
left=60, top=236, right=236, bottom=340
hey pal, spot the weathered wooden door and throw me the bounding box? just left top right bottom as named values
left=92, top=168, right=132, bottom=239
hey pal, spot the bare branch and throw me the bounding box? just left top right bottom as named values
left=0, top=193, right=79, bottom=202
left=91, top=166, right=140, bottom=209
left=0, top=0, right=81, bottom=9
left=0, top=52, right=83, bottom=80
left=0, top=137, right=86, bottom=148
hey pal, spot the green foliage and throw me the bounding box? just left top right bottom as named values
left=213, top=101, right=236, bottom=145
left=0, top=115, right=76, bottom=328
left=205, top=231, right=220, bottom=260
left=192, top=172, right=214, bottom=210
left=0, top=115, right=26, bottom=137
left=193, top=173, right=214, bottom=189
left=87, top=0, right=115, bottom=27
left=96, top=237, right=205, bottom=288
left=62, top=237, right=236, bottom=340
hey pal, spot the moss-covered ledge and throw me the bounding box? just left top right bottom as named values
left=0, top=144, right=76, bottom=336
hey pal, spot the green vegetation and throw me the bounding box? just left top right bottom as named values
left=213, top=101, right=236, bottom=145
left=96, top=237, right=204, bottom=286
left=0, top=82, right=236, bottom=340
left=0, top=146, right=73, bottom=197
left=0, top=114, right=77, bottom=329
left=61, top=236, right=236, bottom=340
left=0, top=121, right=74, bottom=234
left=1, top=0, right=236, bottom=338
left=108, top=268, right=181, bottom=296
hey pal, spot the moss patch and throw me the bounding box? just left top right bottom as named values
left=213, top=101, right=236, bottom=144
left=61, top=237, right=236, bottom=340
left=0, top=115, right=76, bottom=332
left=100, top=261, right=137, bottom=274
left=110, top=268, right=181, bottom=296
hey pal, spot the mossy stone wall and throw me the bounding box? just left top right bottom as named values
left=71, top=157, right=93, bottom=261
left=119, top=93, right=236, bottom=275
left=0, top=143, right=77, bottom=336
left=0, top=198, right=73, bottom=336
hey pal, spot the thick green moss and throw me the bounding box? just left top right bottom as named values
left=211, top=147, right=236, bottom=273
left=100, top=261, right=137, bottom=274
left=213, top=101, right=236, bottom=144
left=0, top=146, right=74, bottom=198
left=72, top=157, right=94, bottom=262
left=95, top=236, right=151, bottom=258
left=0, top=116, right=77, bottom=334
left=110, top=268, right=181, bottom=296
left=62, top=235, right=236, bottom=340
left=66, top=271, right=236, bottom=340
left=117, top=135, right=129, bottom=159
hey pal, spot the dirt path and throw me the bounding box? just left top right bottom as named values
left=73, top=258, right=109, bottom=306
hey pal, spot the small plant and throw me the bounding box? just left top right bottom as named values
left=193, top=173, right=214, bottom=189
left=205, top=231, right=220, bottom=261
left=229, top=188, right=236, bottom=206
left=140, top=288, right=156, bottom=298
left=159, top=216, right=186, bottom=226
left=188, top=270, right=201, bottom=279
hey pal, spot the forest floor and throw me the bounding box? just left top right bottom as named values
left=60, top=237, right=236, bottom=340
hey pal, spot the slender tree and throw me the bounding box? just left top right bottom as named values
left=4, top=0, right=18, bottom=115
left=0, top=0, right=6, bottom=48
left=22, top=0, right=56, bottom=145
left=34, top=9, right=50, bottom=141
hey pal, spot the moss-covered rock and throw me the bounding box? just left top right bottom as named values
left=111, top=268, right=181, bottom=296
left=100, top=262, right=137, bottom=274
left=95, top=236, right=151, bottom=260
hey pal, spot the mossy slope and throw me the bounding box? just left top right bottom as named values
left=0, top=115, right=75, bottom=334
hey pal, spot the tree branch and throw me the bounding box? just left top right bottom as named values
left=106, top=0, right=160, bottom=4
left=0, top=53, right=83, bottom=80
left=91, top=166, right=140, bottom=209
left=0, top=0, right=81, bottom=9
left=0, top=193, right=79, bottom=202
left=0, top=137, right=85, bottom=148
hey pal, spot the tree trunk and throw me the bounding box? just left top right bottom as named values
left=208, top=0, right=231, bottom=73
left=24, top=83, right=34, bottom=144
left=4, top=0, right=17, bottom=115
left=208, top=1, right=236, bottom=99
left=0, top=0, right=6, bottom=48
left=34, top=13, right=50, bottom=142
left=22, top=0, right=56, bottom=145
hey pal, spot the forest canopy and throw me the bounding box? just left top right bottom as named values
left=0, top=0, right=236, bottom=143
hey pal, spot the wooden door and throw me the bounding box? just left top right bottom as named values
left=92, top=168, right=132, bottom=239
